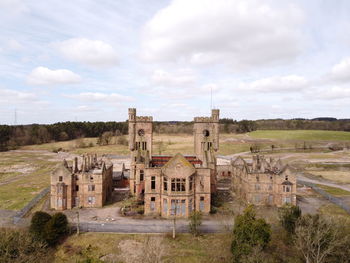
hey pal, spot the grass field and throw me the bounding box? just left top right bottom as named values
left=249, top=130, right=350, bottom=141
left=316, top=184, right=350, bottom=196
left=0, top=151, right=59, bottom=210
left=5, top=129, right=349, bottom=211
left=310, top=171, right=350, bottom=184
left=318, top=203, right=350, bottom=218
left=20, top=134, right=254, bottom=156
left=54, top=233, right=232, bottom=263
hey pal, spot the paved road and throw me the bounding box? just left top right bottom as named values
left=76, top=220, right=232, bottom=233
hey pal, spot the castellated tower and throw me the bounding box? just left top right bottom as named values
left=128, top=108, right=153, bottom=197
left=193, top=109, right=220, bottom=167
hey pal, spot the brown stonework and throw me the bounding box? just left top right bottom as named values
left=50, top=154, right=113, bottom=210
left=128, top=108, right=219, bottom=218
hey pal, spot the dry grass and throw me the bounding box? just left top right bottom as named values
left=316, top=184, right=350, bottom=196
left=54, top=232, right=233, bottom=263
left=0, top=151, right=59, bottom=210
left=318, top=203, right=350, bottom=218
left=310, top=171, right=350, bottom=184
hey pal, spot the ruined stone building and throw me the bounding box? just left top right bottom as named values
left=230, top=155, right=297, bottom=206
left=50, top=154, right=113, bottom=210
left=50, top=108, right=297, bottom=213
left=128, top=108, right=219, bottom=218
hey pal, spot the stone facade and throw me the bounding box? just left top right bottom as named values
left=50, top=154, right=113, bottom=210
left=128, top=108, right=219, bottom=218
left=230, top=155, right=297, bottom=206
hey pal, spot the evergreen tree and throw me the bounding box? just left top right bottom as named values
left=44, top=212, right=68, bottom=246
left=231, top=205, right=271, bottom=263
left=29, top=211, right=52, bottom=241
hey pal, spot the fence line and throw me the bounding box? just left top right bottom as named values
left=298, top=180, right=350, bottom=214
left=13, top=187, right=50, bottom=224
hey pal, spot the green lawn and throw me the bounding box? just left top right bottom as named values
left=249, top=130, right=350, bottom=141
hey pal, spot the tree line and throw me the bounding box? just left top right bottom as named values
left=1, top=117, right=349, bottom=151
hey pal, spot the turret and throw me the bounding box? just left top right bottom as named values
left=193, top=109, right=220, bottom=165
left=128, top=108, right=136, bottom=150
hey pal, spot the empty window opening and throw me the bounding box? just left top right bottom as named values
left=189, top=198, right=193, bottom=213
left=164, top=177, right=168, bottom=191
left=283, top=185, right=291, bottom=192
left=189, top=176, right=193, bottom=191
left=88, top=196, right=95, bottom=204
left=59, top=176, right=63, bottom=182
left=171, top=178, right=186, bottom=192
left=140, top=170, right=144, bottom=181
left=151, top=176, right=156, bottom=190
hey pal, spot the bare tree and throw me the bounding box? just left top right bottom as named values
left=98, top=131, right=114, bottom=145
left=294, top=214, right=349, bottom=263
left=142, top=236, right=166, bottom=263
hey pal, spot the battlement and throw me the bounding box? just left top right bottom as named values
left=135, top=116, right=153, bottom=122
left=194, top=117, right=215, bottom=122
left=194, top=109, right=219, bottom=123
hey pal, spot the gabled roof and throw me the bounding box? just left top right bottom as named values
left=161, top=153, right=196, bottom=177
left=232, top=156, right=246, bottom=166
left=282, top=180, right=293, bottom=185
left=52, top=163, right=72, bottom=177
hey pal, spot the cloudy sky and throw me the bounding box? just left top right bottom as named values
left=1, top=0, right=350, bottom=124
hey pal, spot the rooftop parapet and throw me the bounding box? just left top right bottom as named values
left=135, top=116, right=153, bottom=122
left=194, top=116, right=215, bottom=122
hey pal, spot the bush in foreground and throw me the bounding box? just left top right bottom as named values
left=30, top=211, right=52, bottom=241
left=30, top=211, right=68, bottom=247
left=231, top=205, right=271, bottom=263
left=0, top=228, right=49, bottom=263
left=44, top=212, right=69, bottom=246
left=189, top=211, right=202, bottom=236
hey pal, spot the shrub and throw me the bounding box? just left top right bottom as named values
left=0, top=228, right=49, bottom=262
left=278, top=205, right=301, bottom=236
left=44, top=212, right=68, bottom=246
left=189, top=211, right=202, bottom=236
left=210, top=206, right=217, bottom=214
left=231, top=205, right=271, bottom=263
left=30, top=211, right=52, bottom=241
left=116, top=135, right=128, bottom=146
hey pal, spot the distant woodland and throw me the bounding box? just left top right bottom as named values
left=1, top=118, right=350, bottom=151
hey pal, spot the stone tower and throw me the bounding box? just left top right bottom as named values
left=128, top=108, right=153, bottom=196
left=193, top=109, right=220, bottom=167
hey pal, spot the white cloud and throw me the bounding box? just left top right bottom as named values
left=141, top=0, right=303, bottom=69
left=75, top=105, right=98, bottom=112
left=0, top=0, right=29, bottom=16
left=330, top=57, right=350, bottom=82
left=151, top=68, right=196, bottom=86
left=315, top=86, right=350, bottom=100
left=27, top=66, right=81, bottom=86
left=54, top=38, right=118, bottom=67
left=239, top=75, right=308, bottom=92
left=7, top=39, right=23, bottom=51
left=200, top=83, right=220, bottom=92
left=66, top=92, right=133, bottom=102
left=0, top=88, right=37, bottom=102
